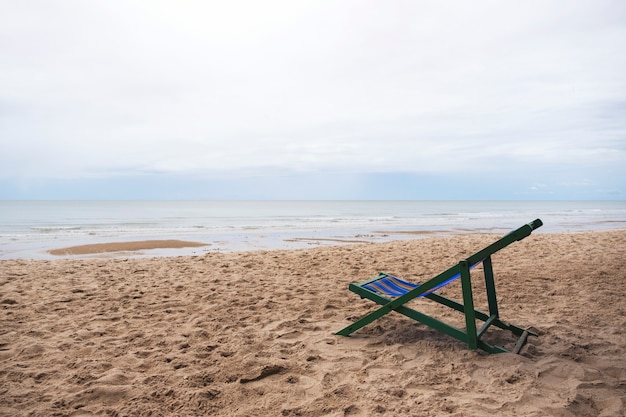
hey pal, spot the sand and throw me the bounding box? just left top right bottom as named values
left=47, top=240, right=209, bottom=256
left=1, top=229, right=625, bottom=416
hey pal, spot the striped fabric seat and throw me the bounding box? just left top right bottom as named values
left=364, top=258, right=485, bottom=298
left=363, top=273, right=462, bottom=298
left=363, top=275, right=419, bottom=297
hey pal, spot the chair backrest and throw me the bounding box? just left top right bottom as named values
left=361, top=219, right=544, bottom=299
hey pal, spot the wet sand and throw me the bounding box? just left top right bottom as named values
left=48, top=240, right=209, bottom=256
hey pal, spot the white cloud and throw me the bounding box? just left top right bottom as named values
left=1, top=0, right=625, bottom=197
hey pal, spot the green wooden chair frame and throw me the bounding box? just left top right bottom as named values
left=336, top=219, right=543, bottom=354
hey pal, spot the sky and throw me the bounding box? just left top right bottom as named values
left=1, top=0, right=625, bottom=200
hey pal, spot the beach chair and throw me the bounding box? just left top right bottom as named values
left=336, top=219, right=543, bottom=354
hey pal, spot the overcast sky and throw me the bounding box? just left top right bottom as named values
left=1, top=0, right=625, bottom=199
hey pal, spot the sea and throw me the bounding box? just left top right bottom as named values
left=1, top=200, right=625, bottom=260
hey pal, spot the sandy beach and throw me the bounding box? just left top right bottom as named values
left=1, top=229, right=625, bottom=416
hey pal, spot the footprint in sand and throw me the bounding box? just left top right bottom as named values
left=277, top=330, right=303, bottom=340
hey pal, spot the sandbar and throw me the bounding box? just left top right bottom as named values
left=48, top=239, right=209, bottom=256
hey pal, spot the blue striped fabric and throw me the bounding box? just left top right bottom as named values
left=363, top=275, right=418, bottom=297
left=363, top=261, right=483, bottom=298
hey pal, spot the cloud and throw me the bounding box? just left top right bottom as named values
left=0, top=1, right=625, bottom=198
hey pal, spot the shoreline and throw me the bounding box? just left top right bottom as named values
left=2, top=229, right=457, bottom=260
left=3, top=200, right=626, bottom=260
left=2, top=228, right=625, bottom=416
left=2, top=225, right=626, bottom=260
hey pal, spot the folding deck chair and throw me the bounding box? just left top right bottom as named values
left=336, top=219, right=543, bottom=354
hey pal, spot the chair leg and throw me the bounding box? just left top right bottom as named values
left=483, top=256, right=499, bottom=317
left=460, top=260, right=478, bottom=350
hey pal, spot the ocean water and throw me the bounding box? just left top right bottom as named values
left=1, top=200, right=625, bottom=259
